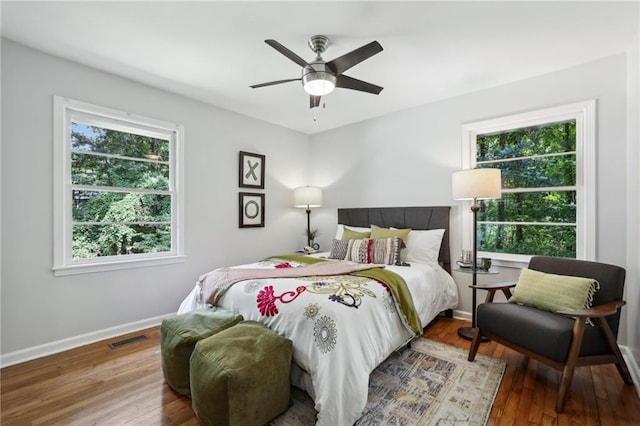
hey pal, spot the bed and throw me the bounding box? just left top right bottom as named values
left=177, top=206, right=458, bottom=426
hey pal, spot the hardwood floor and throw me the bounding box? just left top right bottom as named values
left=2, top=317, right=639, bottom=425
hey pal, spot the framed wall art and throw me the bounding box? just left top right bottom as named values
left=239, top=192, right=265, bottom=228
left=239, top=151, right=265, bottom=189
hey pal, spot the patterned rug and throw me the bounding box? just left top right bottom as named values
left=272, top=338, right=505, bottom=426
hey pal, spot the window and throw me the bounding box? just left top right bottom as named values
left=53, top=97, right=184, bottom=275
left=461, top=101, right=595, bottom=264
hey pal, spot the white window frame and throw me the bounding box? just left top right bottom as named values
left=53, top=97, right=185, bottom=276
left=460, top=100, right=596, bottom=267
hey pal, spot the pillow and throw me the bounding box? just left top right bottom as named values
left=347, top=237, right=403, bottom=265
left=369, top=225, right=411, bottom=244
left=341, top=227, right=371, bottom=241
left=328, top=239, right=350, bottom=260
left=402, top=229, right=445, bottom=264
left=334, top=224, right=371, bottom=240
left=508, top=268, right=600, bottom=314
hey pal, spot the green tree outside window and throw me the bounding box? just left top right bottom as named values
left=71, top=123, right=173, bottom=259
left=476, top=121, right=577, bottom=258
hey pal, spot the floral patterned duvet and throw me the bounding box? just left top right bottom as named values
left=178, top=255, right=457, bottom=426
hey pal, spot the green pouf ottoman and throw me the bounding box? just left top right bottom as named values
left=161, top=307, right=243, bottom=397
left=190, top=321, right=293, bottom=426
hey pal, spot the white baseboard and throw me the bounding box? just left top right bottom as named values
left=620, top=345, right=640, bottom=396
left=0, top=313, right=175, bottom=368
left=453, top=309, right=471, bottom=321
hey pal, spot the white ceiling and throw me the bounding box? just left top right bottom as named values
left=2, top=1, right=638, bottom=134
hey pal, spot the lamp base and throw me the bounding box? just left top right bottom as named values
left=457, top=326, right=489, bottom=342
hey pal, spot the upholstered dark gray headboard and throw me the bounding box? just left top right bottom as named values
left=337, top=206, right=452, bottom=273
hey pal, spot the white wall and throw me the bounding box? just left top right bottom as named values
left=626, top=33, right=640, bottom=368
left=0, top=39, right=310, bottom=360
left=309, top=53, right=635, bottom=345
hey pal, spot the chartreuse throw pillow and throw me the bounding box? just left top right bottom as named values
left=509, top=268, right=600, bottom=313
left=369, top=224, right=411, bottom=244
left=341, top=226, right=371, bottom=240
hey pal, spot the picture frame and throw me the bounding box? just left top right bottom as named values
left=239, top=192, right=265, bottom=228
left=239, top=151, right=265, bottom=189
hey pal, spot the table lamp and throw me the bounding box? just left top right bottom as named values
left=294, top=186, right=322, bottom=249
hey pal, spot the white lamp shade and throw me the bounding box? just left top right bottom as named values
left=452, top=168, right=502, bottom=200
left=294, top=186, right=323, bottom=208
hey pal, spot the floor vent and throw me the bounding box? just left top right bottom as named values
left=108, top=334, right=149, bottom=349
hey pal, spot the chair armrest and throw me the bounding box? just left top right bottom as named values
left=557, top=300, right=626, bottom=318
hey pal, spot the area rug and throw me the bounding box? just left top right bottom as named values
left=271, top=338, right=506, bottom=426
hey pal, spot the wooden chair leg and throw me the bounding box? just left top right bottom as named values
left=557, top=317, right=587, bottom=412
left=468, top=327, right=482, bottom=361
left=557, top=365, right=576, bottom=412
left=594, top=317, right=634, bottom=384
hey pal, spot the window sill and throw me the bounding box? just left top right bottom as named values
left=53, top=255, right=187, bottom=276
left=478, top=252, right=529, bottom=270
left=489, top=258, right=529, bottom=270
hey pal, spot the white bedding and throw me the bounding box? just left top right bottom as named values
left=177, top=254, right=457, bottom=426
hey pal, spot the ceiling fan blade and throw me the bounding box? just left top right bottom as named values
left=250, top=78, right=301, bottom=89
left=310, top=95, right=321, bottom=109
left=327, top=41, right=383, bottom=75
left=335, top=74, right=383, bottom=95
left=265, top=39, right=313, bottom=69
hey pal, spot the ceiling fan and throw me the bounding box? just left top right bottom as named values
left=250, top=35, right=383, bottom=109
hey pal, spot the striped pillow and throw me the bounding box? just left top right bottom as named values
left=328, top=239, right=350, bottom=260
left=509, top=268, right=600, bottom=314
left=346, top=237, right=404, bottom=265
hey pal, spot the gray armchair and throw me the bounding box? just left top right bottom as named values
left=467, top=256, right=633, bottom=412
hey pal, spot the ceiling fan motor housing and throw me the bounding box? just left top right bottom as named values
left=302, top=36, right=336, bottom=95
left=302, top=61, right=337, bottom=95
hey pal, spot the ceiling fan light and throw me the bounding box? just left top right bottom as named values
left=303, top=72, right=336, bottom=96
